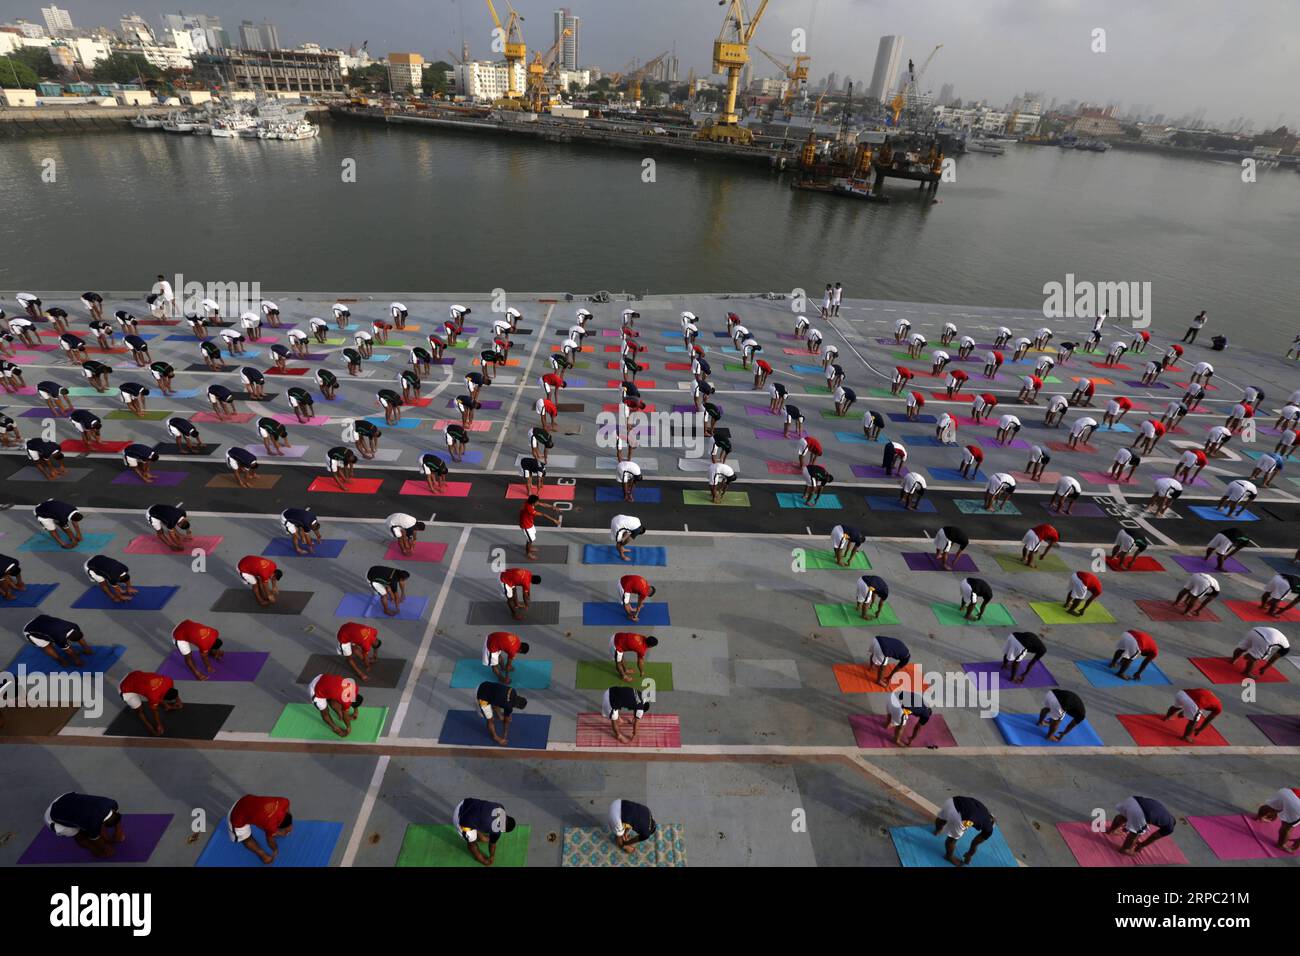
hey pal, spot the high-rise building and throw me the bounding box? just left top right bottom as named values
left=41, top=6, right=73, bottom=35
left=120, top=13, right=155, bottom=44
left=239, top=19, right=280, bottom=52
left=866, top=34, right=904, bottom=103
left=553, top=8, right=579, bottom=70
left=162, top=13, right=228, bottom=52
left=825, top=71, right=838, bottom=93
left=387, top=52, right=424, bottom=93
left=938, top=82, right=954, bottom=107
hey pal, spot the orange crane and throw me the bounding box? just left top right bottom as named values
left=628, top=51, right=669, bottom=104
left=527, top=28, right=571, bottom=111
left=697, top=0, right=770, bottom=144
left=756, top=46, right=809, bottom=111
left=484, top=0, right=527, bottom=107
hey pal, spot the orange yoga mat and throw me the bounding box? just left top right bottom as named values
left=832, top=663, right=927, bottom=694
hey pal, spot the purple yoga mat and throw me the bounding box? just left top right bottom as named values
left=111, top=470, right=187, bottom=487
left=1188, top=813, right=1298, bottom=861
left=978, top=436, right=1031, bottom=450
left=1172, top=554, right=1251, bottom=574
left=18, top=813, right=173, bottom=864
left=1040, top=500, right=1106, bottom=517
left=963, top=660, right=1059, bottom=690
left=848, top=713, right=959, bottom=748
left=1247, top=714, right=1300, bottom=745
left=155, top=650, right=269, bottom=682
left=754, top=428, right=798, bottom=440
left=852, top=464, right=909, bottom=479
left=745, top=405, right=777, bottom=416
left=671, top=404, right=697, bottom=414
left=902, top=551, right=977, bottom=572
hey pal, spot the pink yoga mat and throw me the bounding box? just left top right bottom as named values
left=847, top=713, right=958, bottom=749
left=272, top=414, right=331, bottom=426
left=575, top=713, right=680, bottom=748
left=383, top=540, right=448, bottom=562
left=1056, top=821, right=1188, bottom=866
left=193, top=411, right=255, bottom=423
left=124, top=534, right=223, bottom=555
left=398, top=480, right=472, bottom=497
left=1188, top=813, right=1299, bottom=861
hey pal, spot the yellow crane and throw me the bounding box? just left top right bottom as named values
left=628, top=51, right=669, bottom=104
left=696, top=0, right=771, bottom=145
left=484, top=0, right=527, bottom=107
left=890, top=43, right=941, bottom=126
left=756, top=46, right=809, bottom=111
left=527, top=28, right=571, bottom=111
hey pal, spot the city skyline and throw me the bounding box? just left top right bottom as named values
left=8, top=0, right=1295, bottom=129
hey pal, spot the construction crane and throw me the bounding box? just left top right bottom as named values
left=628, top=51, right=669, bottom=104
left=527, top=28, right=571, bottom=111
left=756, top=46, right=809, bottom=111
left=697, top=0, right=771, bottom=145
left=484, top=0, right=527, bottom=107
left=890, top=43, right=941, bottom=126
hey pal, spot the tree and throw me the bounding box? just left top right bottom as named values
left=348, top=63, right=388, bottom=93
left=12, top=46, right=61, bottom=80
left=92, top=52, right=161, bottom=85
left=0, top=56, right=41, bottom=89
left=422, top=60, right=452, bottom=96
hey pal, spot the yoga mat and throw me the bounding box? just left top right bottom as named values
left=902, top=552, right=977, bottom=572
left=851, top=464, right=909, bottom=480
left=466, top=601, right=560, bottom=626
left=261, top=538, right=348, bottom=559
left=18, top=532, right=115, bottom=553
left=813, top=602, right=901, bottom=627
left=753, top=428, right=798, bottom=440
left=927, top=467, right=980, bottom=482
left=1104, top=555, right=1165, bottom=572
left=110, top=470, right=189, bottom=488
left=595, top=485, right=662, bottom=503
left=295, top=655, right=406, bottom=688
left=562, top=824, right=686, bottom=867
left=1222, top=598, right=1300, bottom=623
left=1117, top=713, right=1229, bottom=747
left=0, top=583, right=58, bottom=608
left=775, top=492, right=842, bottom=510
left=978, top=436, right=1031, bottom=450
left=1030, top=600, right=1117, bottom=625
left=834, top=431, right=879, bottom=444
left=681, top=490, right=750, bottom=507
left=206, top=473, right=282, bottom=490
left=574, top=712, right=681, bottom=748
left=1074, top=659, right=1172, bottom=688
left=428, top=450, right=485, bottom=465
left=105, top=409, right=172, bottom=421
left=833, top=663, right=927, bottom=694
left=889, top=412, right=937, bottom=424
left=209, top=588, right=314, bottom=615
left=1246, top=714, right=1300, bottom=745
left=992, top=552, right=1070, bottom=573
left=307, top=476, right=384, bottom=494
left=449, top=659, right=553, bottom=690
left=196, top=819, right=342, bottom=868
left=384, top=540, right=447, bottom=563
left=1188, top=505, right=1258, bottom=522
left=505, top=483, right=576, bottom=501
left=575, top=660, right=674, bottom=691
left=155, top=646, right=269, bottom=681
left=932, top=603, right=1016, bottom=627
left=848, top=713, right=958, bottom=748
left=583, top=602, right=670, bottom=626
left=18, top=814, right=173, bottom=865
left=8, top=466, right=92, bottom=482
left=582, top=545, right=666, bottom=566
left=242, top=443, right=307, bottom=459
left=865, top=494, right=937, bottom=513
left=954, top=498, right=1022, bottom=516
left=104, top=702, right=234, bottom=740
left=1190, top=656, right=1289, bottom=685
left=6, top=644, right=125, bottom=676
left=801, top=549, right=870, bottom=570
left=70, top=585, right=180, bottom=611
left=1056, top=822, right=1188, bottom=866
left=396, top=824, right=531, bottom=867
left=1188, top=813, right=1299, bottom=861
left=334, top=594, right=429, bottom=622
left=993, top=712, right=1104, bottom=747
left=1135, top=599, right=1220, bottom=623
left=1040, top=500, right=1106, bottom=517
left=124, top=534, right=222, bottom=555
left=61, top=440, right=132, bottom=453
left=437, top=710, right=552, bottom=749
left=398, top=480, right=473, bottom=497
left=0, top=705, right=78, bottom=737
left=962, top=660, right=1058, bottom=691
left=269, top=703, right=389, bottom=742
left=889, top=825, right=1017, bottom=868
left=767, top=460, right=803, bottom=475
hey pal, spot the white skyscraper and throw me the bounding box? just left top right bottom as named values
left=866, top=34, right=905, bottom=103
left=41, top=5, right=73, bottom=35
left=553, top=8, right=579, bottom=70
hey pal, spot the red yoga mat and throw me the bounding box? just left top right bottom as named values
left=575, top=713, right=680, bottom=748
left=1117, top=713, right=1229, bottom=747
left=307, top=476, right=384, bottom=494
left=1189, top=656, right=1289, bottom=685
left=1135, top=599, right=1220, bottom=623
left=1105, top=555, right=1166, bottom=572
left=1222, top=598, right=1300, bottom=623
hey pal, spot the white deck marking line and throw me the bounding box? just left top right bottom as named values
left=487, top=302, right=554, bottom=471
left=1106, top=482, right=1177, bottom=547
left=340, top=754, right=389, bottom=867
left=848, top=754, right=941, bottom=820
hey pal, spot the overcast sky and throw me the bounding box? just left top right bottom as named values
left=30, top=0, right=1296, bottom=127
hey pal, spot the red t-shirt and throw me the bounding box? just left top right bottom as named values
left=311, top=673, right=356, bottom=704
left=486, top=631, right=522, bottom=659
left=173, top=619, right=219, bottom=653
left=895, top=366, right=913, bottom=379
left=337, top=622, right=378, bottom=652
left=518, top=503, right=536, bottom=530
left=542, top=373, right=564, bottom=389
left=1185, top=688, right=1222, bottom=715
left=619, top=575, right=651, bottom=599
left=979, top=393, right=998, bottom=407
left=1074, top=571, right=1102, bottom=595
left=1031, top=524, right=1060, bottom=543
left=1082, top=379, right=1095, bottom=394
left=541, top=399, right=557, bottom=415
left=1149, top=421, right=1167, bottom=437
left=804, top=437, right=823, bottom=455
left=1114, top=397, right=1132, bottom=410
left=237, top=556, right=276, bottom=581
left=964, top=445, right=984, bottom=462
left=500, top=569, right=532, bottom=594
left=990, top=351, right=1004, bottom=365
left=1028, top=376, right=1043, bottom=389
left=756, top=359, right=772, bottom=373
left=613, top=632, right=650, bottom=659
left=951, top=369, right=969, bottom=381
left=1127, top=630, right=1158, bottom=657
left=1240, top=403, right=1254, bottom=418
left=119, top=671, right=173, bottom=706
left=909, top=391, right=925, bottom=407
left=230, top=795, right=290, bottom=835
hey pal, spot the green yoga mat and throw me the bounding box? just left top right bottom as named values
left=814, top=602, right=900, bottom=627
left=268, top=703, right=388, bottom=742
left=724, top=363, right=748, bottom=372
left=682, top=490, right=751, bottom=507
left=820, top=409, right=852, bottom=420
left=561, top=824, right=687, bottom=867
left=931, top=602, right=1016, bottom=627
left=106, top=409, right=173, bottom=421
left=868, top=388, right=895, bottom=399
left=992, top=552, right=1071, bottom=574
left=954, top=498, right=1022, bottom=516
left=396, top=824, right=531, bottom=867
left=805, top=385, right=831, bottom=394
left=802, top=549, right=871, bottom=570
left=575, top=660, right=674, bottom=691
left=1030, top=600, right=1116, bottom=625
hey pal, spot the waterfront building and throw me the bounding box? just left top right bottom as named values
left=454, top=59, right=528, bottom=101
left=192, top=49, right=345, bottom=95
left=388, top=52, right=424, bottom=94
left=119, top=13, right=155, bottom=44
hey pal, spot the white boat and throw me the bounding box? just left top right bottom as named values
left=161, top=112, right=195, bottom=133
left=276, top=120, right=319, bottom=140
left=191, top=123, right=212, bottom=135
left=131, top=113, right=162, bottom=130
left=966, top=138, right=1006, bottom=155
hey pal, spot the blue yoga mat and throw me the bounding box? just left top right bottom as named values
left=1188, top=505, right=1257, bottom=522
left=775, top=492, right=843, bottom=510
left=1074, top=658, right=1171, bottom=688
left=364, top=417, right=419, bottom=429
left=7, top=643, right=125, bottom=675
left=993, top=712, right=1105, bottom=747
left=889, top=825, right=1017, bottom=868
left=905, top=434, right=949, bottom=447
left=890, top=413, right=937, bottom=424
left=1101, top=422, right=1133, bottom=433
left=437, top=710, right=552, bottom=749
left=18, top=532, right=115, bottom=554
left=835, top=431, right=883, bottom=444
left=364, top=354, right=392, bottom=362
left=430, top=450, right=485, bottom=465
left=71, top=585, right=180, bottom=611
left=791, top=364, right=822, bottom=375
left=449, top=659, right=553, bottom=689
left=0, top=583, right=58, bottom=608
left=583, top=602, right=671, bottom=626
left=262, top=538, right=348, bottom=558
left=928, top=467, right=980, bottom=482
left=334, top=594, right=430, bottom=621
left=196, top=819, right=342, bottom=868
left=581, top=545, right=667, bottom=566
left=866, top=495, right=937, bottom=513
left=595, top=485, right=662, bottom=503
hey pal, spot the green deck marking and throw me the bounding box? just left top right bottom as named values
left=930, top=602, right=1017, bottom=627
left=575, top=660, right=674, bottom=691
left=396, top=824, right=531, bottom=867
left=801, top=549, right=871, bottom=570
left=992, top=552, right=1071, bottom=573
left=1030, top=600, right=1117, bottom=625
left=682, top=490, right=751, bottom=507
left=268, top=703, right=388, bottom=742
left=814, top=602, right=900, bottom=627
